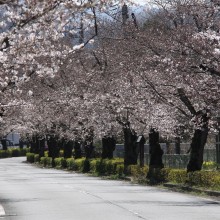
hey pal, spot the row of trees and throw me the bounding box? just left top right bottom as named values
left=1, top=0, right=220, bottom=172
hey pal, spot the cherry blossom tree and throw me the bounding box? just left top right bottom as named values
left=2, top=0, right=219, bottom=174
left=137, top=0, right=220, bottom=171
left=0, top=0, right=125, bottom=144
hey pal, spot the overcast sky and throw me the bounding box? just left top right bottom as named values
left=133, top=0, right=147, bottom=4
left=130, top=0, right=155, bottom=9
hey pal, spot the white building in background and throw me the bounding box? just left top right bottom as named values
left=6, top=132, right=20, bottom=145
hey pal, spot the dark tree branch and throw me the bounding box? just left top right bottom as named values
left=177, top=88, right=197, bottom=115
left=92, top=52, right=102, bottom=69
left=199, top=64, right=220, bottom=77
left=142, top=76, right=190, bottom=117
left=193, top=14, right=202, bottom=32
left=89, top=0, right=98, bottom=36
left=1, top=37, right=10, bottom=51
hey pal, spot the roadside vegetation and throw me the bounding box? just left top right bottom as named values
left=0, top=148, right=29, bottom=158
left=26, top=152, right=220, bottom=192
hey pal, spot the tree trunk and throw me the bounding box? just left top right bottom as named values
left=63, top=140, right=73, bottom=158
left=147, top=129, right=164, bottom=180
left=84, top=131, right=95, bottom=159
left=187, top=128, right=208, bottom=172
left=187, top=110, right=209, bottom=172
left=137, top=135, right=146, bottom=167
left=175, top=137, right=181, bottom=154
left=102, top=136, right=116, bottom=159
left=123, top=128, right=138, bottom=166
left=74, top=141, right=82, bottom=159
left=1, top=139, right=7, bottom=151
left=30, top=136, right=38, bottom=154
left=47, top=136, right=60, bottom=167
left=84, top=142, right=95, bottom=159
left=148, top=129, right=164, bottom=168
left=38, top=138, right=45, bottom=158
left=216, top=130, right=220, bottom=164
left=19, top=139, right=24, bottom=149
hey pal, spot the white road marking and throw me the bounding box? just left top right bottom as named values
left=0, top=205, right=5, bottom=216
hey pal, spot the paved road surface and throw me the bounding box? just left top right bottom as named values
left=0, top=157, right=220, bottom=220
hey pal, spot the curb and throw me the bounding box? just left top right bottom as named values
left=163, top=183, right=220, bottom=197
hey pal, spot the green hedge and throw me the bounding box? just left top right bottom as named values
left=74, top=158, right=86, bottom=172
left=54, top=157, right=67, bottom=169
left=90, top=159, right=97, bottom=173
left=212, top=176, right=220, bottom=190
left=82, top=159, right=90, bottom=173
left=34, top=154, right=40, bottom=163
left=95, top=159, right=107, bottom=175
left=128, top=165, right=149, bottom=178
left=154, top=169, right=220, bottom=190
left=0, top=148, right=29, bottom=159
left=147, top=167, right=171, bottom=182
left=66, top=158, right=76, bottom=170
left=0, top=150, right=12, bottom=158
left=11, top=149, right=20, bottom=157
left=187, top=171, right=219, bottom=187
left=202, top=161, right=218, bottom=170
left=65, top=157, right=124, bottom=175
left=18, top=148, right=29, bottom=156
left=89, top=158, right=124, bottom=175
left=40, top=157, right=52, bottom=168
left=66, top=158, right=88, bottom=172
left=116, top=164, right=124, bottom=176
left=44, top=151, right=49, bottom=157
left=26, top=153, right=35, bottom=163
left=167, top=169, right=188, bottom=183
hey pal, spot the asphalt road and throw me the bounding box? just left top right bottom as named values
left=0, top=157, right=220, bottom=220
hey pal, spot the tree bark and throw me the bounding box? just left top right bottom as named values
left=177, top=88, right=210, bottom=172
left=74, top=141, right=82, bottom=159
left=175, top=137, right=181, bottom=154
left=187, top=128, right=208, bottom=172
left=38, top=138, right=45, bottom=158
left=147, top=129, right=164, bottom=180
left=1, top=139, right=7, bottom=151
left=84, top=129, right=95, bottom=159
left=137, top=135, right=146, bottom=167
left=47, top=136, right=60, bottom=167
left=187, top=111, right=209, bottom=172
left=123, top=128, right=138, bottom=166
left=19, top=139, right=24, bottom=149
left=101, top=136, right=116, bottom=159
left=148, top=129, right=164, bottom=169
left=30, top=135, right=38, bottom=154
left=84, top=142, right=95, bottom=159
left=63, top=140, right=73, bottom=158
